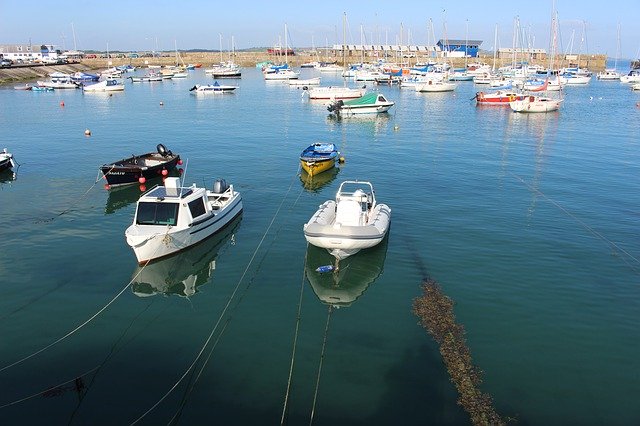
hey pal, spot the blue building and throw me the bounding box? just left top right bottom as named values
left=436, top=39, right=482, bottom=58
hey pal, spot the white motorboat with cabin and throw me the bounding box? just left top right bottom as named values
left=303, top=180, right=391, bottom=260
left=189, top=82, right=238, bottom=93
left=125, top=176, right=243, bottom=264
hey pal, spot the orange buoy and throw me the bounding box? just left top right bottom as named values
left=138, top=176, right=146, bottom=184
left=161, top=169, right=168, bottom=176
left=139, top=184, right=146, bottom=192
left=84, top=129, right=91, bottom=136
left=60, top=101, right=65, bottom=107
left=177, top=159, right=183, bottom=165
left=104, top=184, right=111, bottom=190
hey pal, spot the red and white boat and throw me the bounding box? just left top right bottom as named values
left=475, top=90, right=526, bottom=106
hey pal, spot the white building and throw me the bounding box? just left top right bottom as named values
left=0, top=44, right=63, bottom=62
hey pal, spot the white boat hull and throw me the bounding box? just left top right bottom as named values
left=510, top=97, right=562, bottom=113
left=306, top=87, right=366, bottom=100
left=304, top=200, right=391, bottom=260
left=126, top=193, right=242, bottom=264
left=415, top=81, right=456, bottom=92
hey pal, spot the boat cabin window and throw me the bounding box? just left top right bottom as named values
left=136, top=202, right=179, bottom=226
left=188, top=197, right=207, bottom=219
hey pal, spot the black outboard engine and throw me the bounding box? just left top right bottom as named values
left=156, top=144, right=172, bottom=157
left=213, top=178, right=229, bottom=194
left=327, top=100, right=344, bottom=113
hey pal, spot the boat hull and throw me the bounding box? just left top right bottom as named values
left=510, top=97, right=562, bottom=113
left=303, top=200, right=391, bottom=260
left=0, top=156, right=15, bottom=172
left=300, top=158, right=336, bottom=177
left=101, top=152, right=181, bottom=187
left=126, top=195, right=243, bottom=265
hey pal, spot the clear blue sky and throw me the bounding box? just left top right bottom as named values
left=1, top=0, right=638, bottom=60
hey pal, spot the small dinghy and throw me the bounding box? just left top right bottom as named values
left=125, top=176, right=243, bottom=265
left=100, top=144, right=181, bottom=187
left=303, top=180, right=391, bottom=260
left=299, top=142, right=339, bottom=177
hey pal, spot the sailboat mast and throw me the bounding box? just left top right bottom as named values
left=343, top=12, right=346, bottom=68
left=284, top=23, right=288, bottom=64
left=492, top=24, right=498, bottom=71
left=219, top=34, right=223, bottom=64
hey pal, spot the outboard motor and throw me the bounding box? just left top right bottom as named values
left=327, top=100, right=343, bottom=113
left=156, top=144, right=172, bottom=157
left=213, top=178, right=229, bottom=194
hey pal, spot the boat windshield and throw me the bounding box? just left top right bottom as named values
left=136, top=202, right=179, bottom=226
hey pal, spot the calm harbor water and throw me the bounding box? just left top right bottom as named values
left=1, top=67, right=639, bottom=425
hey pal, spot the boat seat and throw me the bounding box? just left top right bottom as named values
left=335, top=199, right=365, bottom=226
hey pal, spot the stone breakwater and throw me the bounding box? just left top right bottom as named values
left=0, top=51, right=608, bottom=85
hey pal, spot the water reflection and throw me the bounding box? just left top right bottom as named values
left=305, top=236, right=388, bottom=308
left=104, top=173, right=180, bottom=215
left=325, top=113, right=392, bottom=134
left=0, top=169, right=17, bottom=186
left=299, top=167, right=339, bottom=193
left=507, top=112, right=559, bottom=218
left=130, top=215, right=242, bottom=298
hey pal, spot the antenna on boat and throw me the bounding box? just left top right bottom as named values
left=180, top=158, right=189, bottom=187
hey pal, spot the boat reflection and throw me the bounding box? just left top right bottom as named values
left=305, top=236, right=388, bottom=308
left=130, top=214, right=242, bottom=298
left=104, top=173, right=180, bottom=215
left=0, top=169, right=17, bottom=185
left=299, top=167, right=339, bottom=193
left=325, top=113, right=391, bottom=134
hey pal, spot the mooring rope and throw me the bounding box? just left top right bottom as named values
left=509, top=171, right=640, bottom=271
left=280, top=244, right=309, bottom=425
left=0, top=300, right=158, bottom=411
left=169, top=184, right=308, bottom=426
left=0, top=227, right=170, bottom=373
left=34, top=166, right=115, bottom=224
left=131, top=166, right=303, bottom=425
left=0, top=365, right=100, bottom=409
left=309, top=305, right=333, bottom=426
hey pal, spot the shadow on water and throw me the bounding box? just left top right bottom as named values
left=299, top=167, right=340, bottom=194
left=130, top=214, right=242, bottom=298
left=305, top=237, right=388, bottom=308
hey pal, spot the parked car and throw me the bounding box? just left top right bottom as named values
left=1, top=59, right=13, bottom=67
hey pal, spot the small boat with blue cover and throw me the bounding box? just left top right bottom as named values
left=300, top=143, right=339, bottom=176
